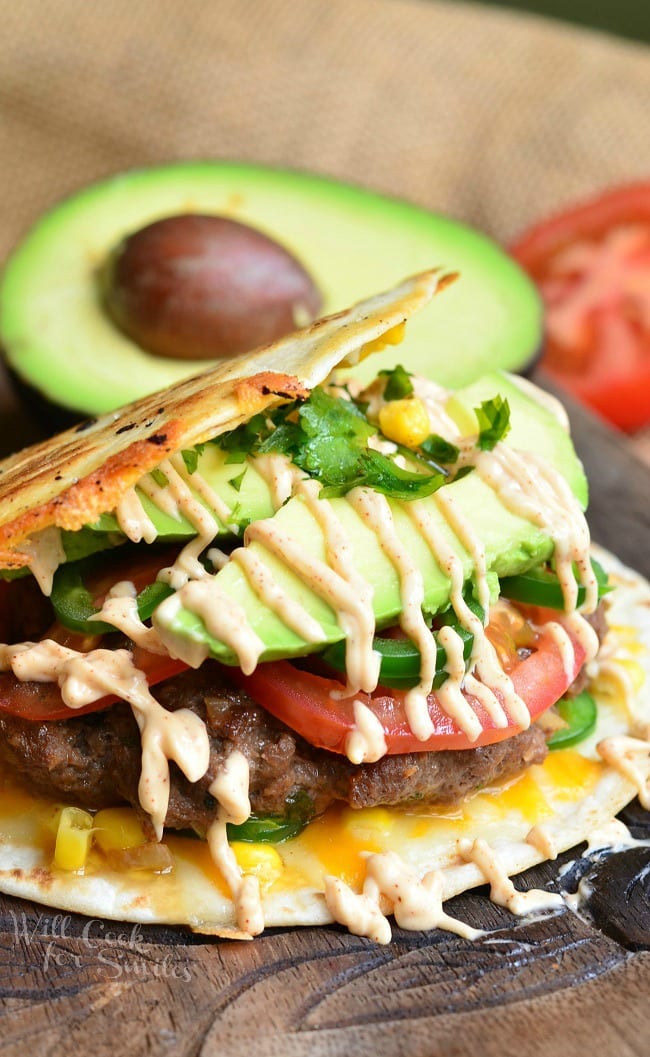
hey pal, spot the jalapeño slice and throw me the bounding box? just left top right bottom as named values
left=226, top=814, right=308, bottom=843
left=51, top=556, right=174, bottom=634
left=547, top=691, right=597, bottom=750
left=321, top=602, right=481, bottom=689
left=500, top=558, right=610, bottom=611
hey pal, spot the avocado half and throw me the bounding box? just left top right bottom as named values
left=0, top=162, right=542, bottom=418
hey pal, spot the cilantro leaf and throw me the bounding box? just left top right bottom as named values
left=322, top=449, right=447, bottom=501
left=219, top=413, right=277, bottom=463
left=420, top=434, right=460, bottom=464
left=215, top=385, right=457, bottom=503
left=181, top=444, right=205, bottom=475
left=298, top=388, right=373, bottom=443
left=475, top=396, right=511, bottom=451
left=229, top=469, right=247, bottom=493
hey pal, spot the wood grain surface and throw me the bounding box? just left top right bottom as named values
left=0, top=364, right=648, bottom=1057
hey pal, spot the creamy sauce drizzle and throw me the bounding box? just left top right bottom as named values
left=459, top=838, right=564, bottom=914
left=206, top=750, right=264, bottom=935
left=324, top=851, right=483, bottom=944
left=412, top=377, right=463, bottom=439
left=159, top=584, right=264, bottom=674
left=232, top=547, right=324, bottom=645
left=597, top=735, right=650, bottom=809
left=345, top=700, right=388, bottom=764
left=252, top=453, right=304, bottom=510
left=116, top=488, right=158, bottom=545
left=154, top=460, right=221, bottom=590
left=435, top=625, right=483, bottom=740
left=299, top=480, right=380, bottom=695
left=244, top=504, right=379, bottom=696
left=475, top=446, right=597, bottom=615
left=406, top=495, right=528, bottom=731
left=348, top=488, right=437, bottom=738
left=544, top=621, right=578, bottom=682
left=19, top=526, right=66, bottom=595
left=526, top=824, right=559, bottom=860
left=92, top=580, right=167, bottom=654
left=119, top=456, right=243, bottom=588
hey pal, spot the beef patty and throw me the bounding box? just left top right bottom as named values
left=0, top=663, right=547, bottom=837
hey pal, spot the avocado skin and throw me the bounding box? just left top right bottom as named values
left=0, top=162, right=542, bottom=418
left=152, top=371, right=587, bottom=666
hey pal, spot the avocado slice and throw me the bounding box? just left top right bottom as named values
left=152, top=371, right=586, bottom=666
left=0, top=162, right=541, bottom=418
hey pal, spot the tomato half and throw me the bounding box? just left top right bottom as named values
left=232, top=621, right=587, bottom=754
left=511, top=183, right=650, bottom=432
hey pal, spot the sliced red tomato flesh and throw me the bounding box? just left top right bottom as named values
left=0, top=626, right=188, bottom=721
left=511, top=183, right=650, bottom=432
left=230, top=614, right=587, bottom=753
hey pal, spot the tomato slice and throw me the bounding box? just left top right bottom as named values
left=510, top=183, right=650, bottom=432
left=0, top=546, right=190, bottom=721
left=0, top=622, right=188, bottom=722
left=231, top=621, right=587, bottom=753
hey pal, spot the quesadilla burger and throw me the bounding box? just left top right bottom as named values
left=0, top=270, right=648, bottom=943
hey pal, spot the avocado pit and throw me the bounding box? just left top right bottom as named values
left=101, top=214, right=322, bottom=361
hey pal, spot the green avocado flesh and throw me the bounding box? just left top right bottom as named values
left=147, top=372, right=586, bottom=666
left=0, top=162, right=541, bottom=417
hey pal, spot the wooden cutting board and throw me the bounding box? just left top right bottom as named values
left=0, top=364, right=648, bottom=1057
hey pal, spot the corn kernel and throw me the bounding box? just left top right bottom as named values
left=379, top=397, right=430, bottom=448
left=54, top=807, right=93, bottom=872
left=231, top=842, right=283, bottom=887
left=361, top=322, right=407, bottom=360
left=93, top=807, right=147, bottom=853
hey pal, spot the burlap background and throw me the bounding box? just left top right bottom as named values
left=2, top=0, right=649, bottom=265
